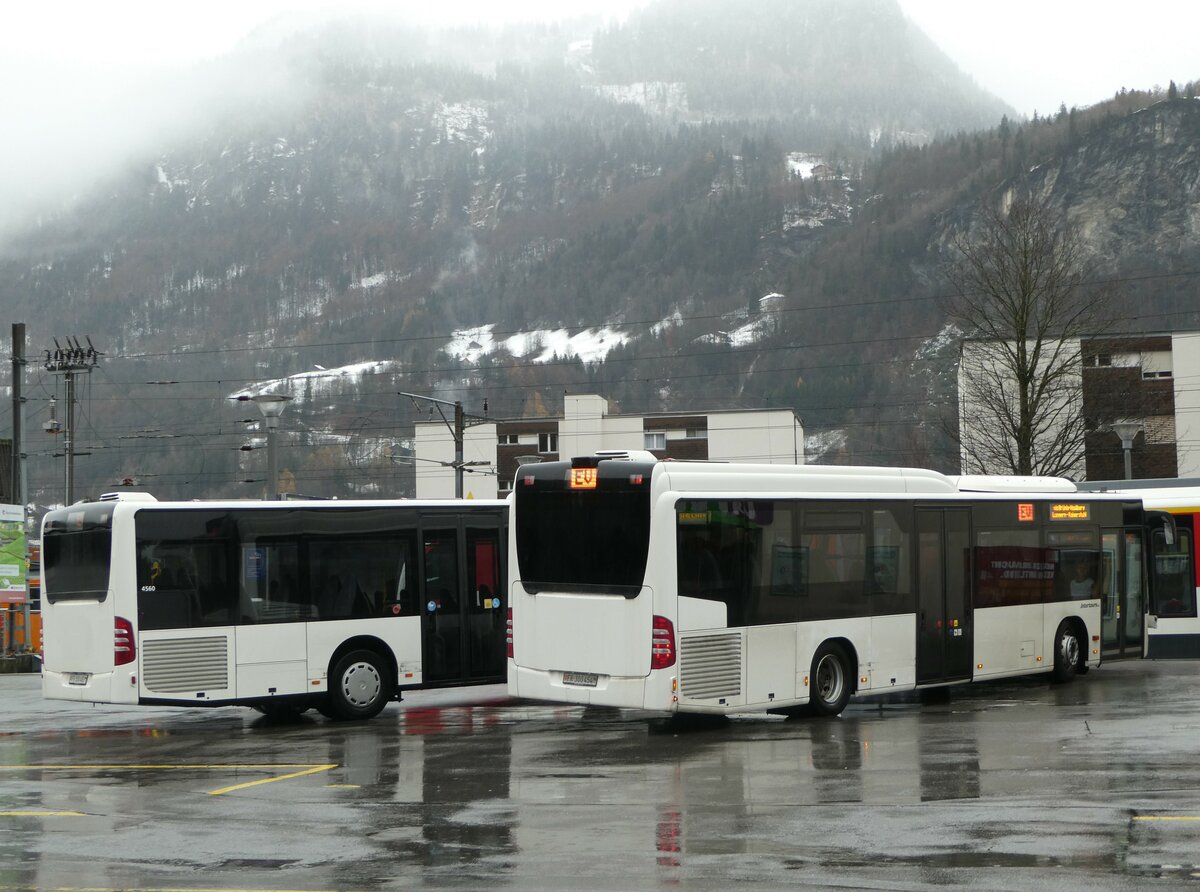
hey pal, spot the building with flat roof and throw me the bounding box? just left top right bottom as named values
left=958, top=332, right=1200, bottom=481
left=413, top=394, right=804, bottom=499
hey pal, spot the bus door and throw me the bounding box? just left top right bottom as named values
left=916, top=508, right=972, bottom=684
left=1101, top=528, right=1146, bottom=659
left=420, top=516, right=506, bottom=686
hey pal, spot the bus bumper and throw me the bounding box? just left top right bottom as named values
left=42, top=668, right=134, bottom=704
left=508, top=662, right=672, bottom=711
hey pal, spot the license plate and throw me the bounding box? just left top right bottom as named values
left=562, top=671, right=598, bottom=687
left=68, top=673, right=89, bottom=686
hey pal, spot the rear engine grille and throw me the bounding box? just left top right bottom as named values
left=679, top=631, right=743, bottom=699
left=142, top=636, right=229, bottom=693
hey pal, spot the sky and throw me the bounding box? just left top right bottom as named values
left=1, top=0, right=1197, bottom=236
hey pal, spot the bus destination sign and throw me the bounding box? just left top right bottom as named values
left=1050, top=503, right=1090, bottom=521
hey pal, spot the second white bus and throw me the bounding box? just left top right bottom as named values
left=508, top=454, right=1157, bottom=716
left=41, top=494, right=508, bottom=720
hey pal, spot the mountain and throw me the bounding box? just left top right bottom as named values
left=2, top=1, right=1195, bottom=506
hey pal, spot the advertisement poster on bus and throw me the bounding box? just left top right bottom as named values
left=0, top=504, right=27, bottom=603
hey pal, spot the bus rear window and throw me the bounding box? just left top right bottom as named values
left=515, top=461, right=652, bottom=596
left=43, top=504, right=115, bottom=603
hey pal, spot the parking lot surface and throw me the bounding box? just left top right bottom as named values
left=3, top=661, right=1200, bottom=889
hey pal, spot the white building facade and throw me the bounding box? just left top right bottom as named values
left=414, top=393, right=804, bottom=499
left=958, top=332, right=1200, bottom=482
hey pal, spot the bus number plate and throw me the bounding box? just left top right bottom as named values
left=562, top=671, right=598, bottom=687
left=68, top=673, right=89, bottom=686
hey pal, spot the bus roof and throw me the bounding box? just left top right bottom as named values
left=59, top=496, right=509, bottom=513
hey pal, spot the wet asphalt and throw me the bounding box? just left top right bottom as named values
left=2, top=660, right=1200, bottom=890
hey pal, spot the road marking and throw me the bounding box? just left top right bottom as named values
left=206, top=764, right=337, bottom=796
left=0, top=811, right=86, bottom=817
left=0, top=764, right=338, bottom=796
left=0, top=887, right=343, bottom=892
left=1133, top=815, right=1200, bottom=822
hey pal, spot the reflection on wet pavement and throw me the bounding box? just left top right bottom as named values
left=2, top=663, right=1200, bottom=888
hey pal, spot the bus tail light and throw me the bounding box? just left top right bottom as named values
left=506, top=608, right=514, bottom=659
left=114, top=617, right=136, bottom=667
left=651, top=615, right=676, bottom=670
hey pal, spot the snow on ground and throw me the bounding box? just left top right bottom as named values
left=444, top=325, right=497, bottom=365
left=786, top=152, right=823, bottom=179
left=694, top=300, right=779, bottom=347
left=805, top=429, right=848, bottom=463
left=914, top=322, right=964, bottom=360
left=230, top=360, right=402, bottom=404
left=443, top=325, right=631, bottom=364
left=358, top=273, right=390, bottom=289
left=726, top=314, right=777, bottom=347
left=651, top=310, right=684, bottom=337
left=433, top=102, right=491, bottom=144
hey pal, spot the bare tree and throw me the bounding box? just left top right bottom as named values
left=948, top=193, right=1109, bottom=477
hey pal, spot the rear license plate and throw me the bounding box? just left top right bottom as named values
left=67, top=673, right=89, bottom=686
left=562, top=671, right=598, bottom=687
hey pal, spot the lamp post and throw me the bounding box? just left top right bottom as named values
left=244, top=394, right=290, bottom=499
left=1110, top=420, right=1143, bottom=481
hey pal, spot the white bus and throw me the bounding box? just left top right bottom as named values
left=508, top=453, right=1156, bottom=716
left=41, top=494, right=508, bottom=720
left=1079, top=478, right=1200, bottom=660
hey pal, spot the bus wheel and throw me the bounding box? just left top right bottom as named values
left=327, top=649, right=392, bottom=721
left=809, top=642, right=852, bottom=717
left=1052, top=622, right=1082, bottom=683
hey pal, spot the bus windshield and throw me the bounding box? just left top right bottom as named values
left=514, top=460, right=653, bottom=596
left=43, top=502, right=116, bottom=602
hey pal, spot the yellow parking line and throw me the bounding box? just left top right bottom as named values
left=0, top=764, right=338, bottom=796
left=0, top=811, right=86, bottom=817
left=0, top=888, right=342, bottom=892
left=206, top=764, right=337, bottom=796
left=1133, top=815, right=1200, bottom=822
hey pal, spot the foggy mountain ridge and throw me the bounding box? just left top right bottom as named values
left=2, top=0, right=1197, bottom=505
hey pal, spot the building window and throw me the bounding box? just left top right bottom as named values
left=645, top=431, right=666, bottom=450
left=498, top=434, right=520, bottom=446
left=685, top=427, right=708, bottom=440
left=1097, top=354, right=1112, bottom=367
left=538, top=433, right=558, bottom=453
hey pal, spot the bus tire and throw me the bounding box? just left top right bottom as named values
left=326, top=649, right=393, bottom=721
left=1052, top=621, right=1083, bottom=684
left=809, top=642, right=852, bottom=717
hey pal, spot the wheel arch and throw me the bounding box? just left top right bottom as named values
left=327, top=636, right=399, bottom=696
left=820, top=636, right=860, bottom=695
left=1058, top=615, right=1089, bottom=668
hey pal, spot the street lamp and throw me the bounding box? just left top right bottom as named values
left=240, top=393, right=291, bottom=499
left=1110, top=420, right=1143, bottom=481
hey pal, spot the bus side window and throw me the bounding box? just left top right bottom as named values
left=1155, top=527, right=1195, bottom=617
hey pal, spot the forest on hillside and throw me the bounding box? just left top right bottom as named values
left=2, top=0, right=1198, bottom=507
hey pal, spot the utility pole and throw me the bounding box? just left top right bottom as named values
left=43, top=336, right=101, bottom=505
left=10, top=325, right=24, bottom=512
left=400, top=392, right=490, bottom=498
left=10, top=325, right=30, bottom=653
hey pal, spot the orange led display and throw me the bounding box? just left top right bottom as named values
left=1017, top=503, right=1035, bottom=522
left=1050, top=503, right=1090, bottom=521
left=569, top=467, right=598, bottom=490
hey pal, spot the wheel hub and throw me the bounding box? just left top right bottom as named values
left=342, top=662, right=382, bottom=707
